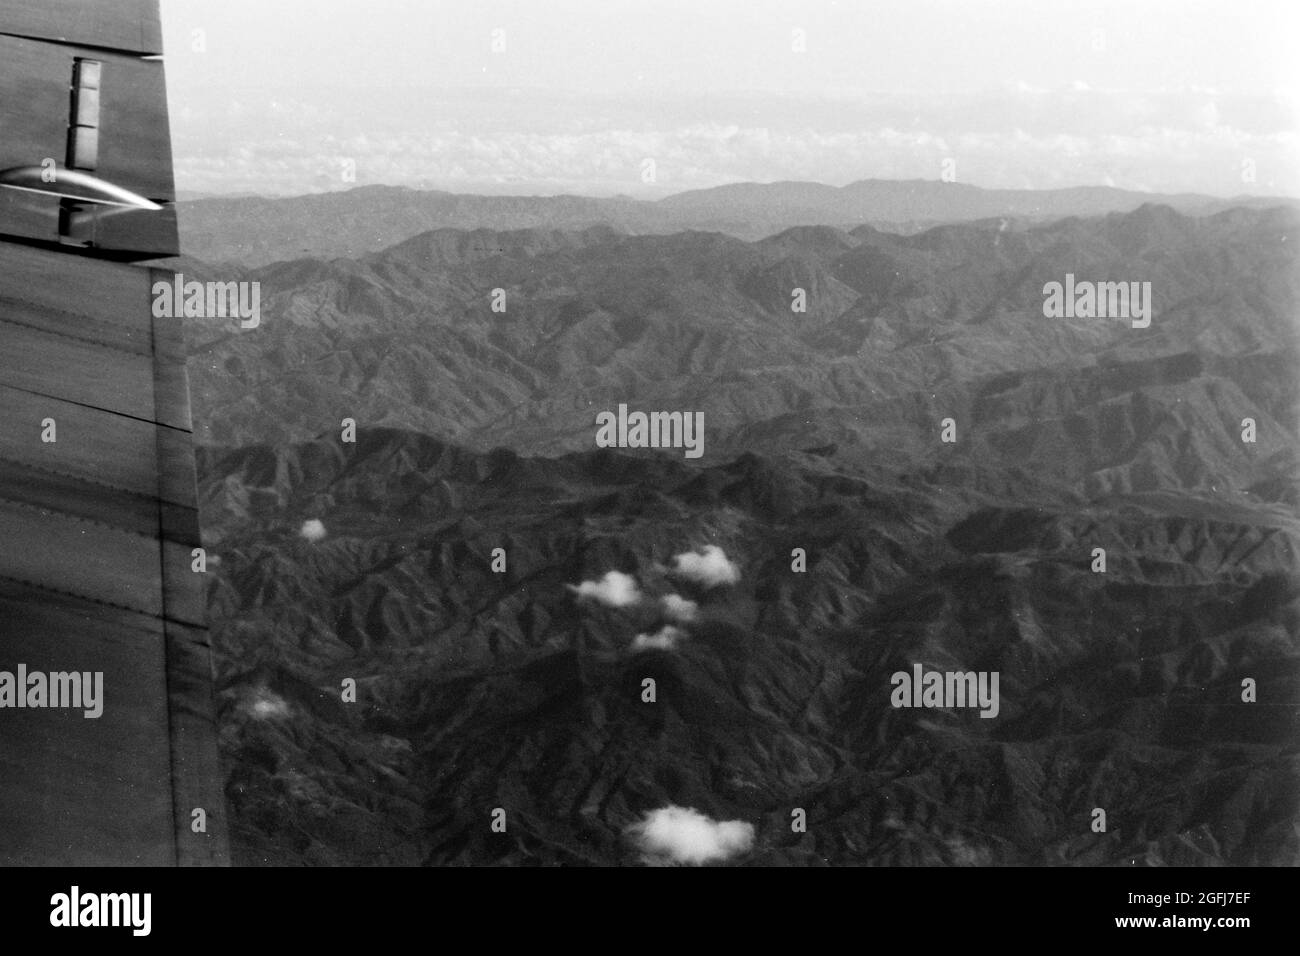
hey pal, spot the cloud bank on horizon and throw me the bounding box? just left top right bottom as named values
left=161, top=0, right=1299, bottom=199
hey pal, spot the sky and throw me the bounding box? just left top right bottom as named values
left=160, top=0, right=1300, bottom=198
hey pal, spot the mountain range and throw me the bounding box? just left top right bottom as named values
left=186, top=200, right=1300, bottom=865
left=178, top=179, right=1295, bottom=268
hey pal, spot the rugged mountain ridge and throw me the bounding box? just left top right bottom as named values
left=186, top=206, right=1299, bottom=477
left=190, top=203, right=1300, bottom=865
left=179, top=180, right=1295, bottom=268
left=201, top=428, right=1299, bottom=865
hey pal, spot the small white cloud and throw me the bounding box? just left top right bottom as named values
left=300, top=519, right=327, bottom=542
left=244, top=687, right=290, bottom=720
left=568, top=570, right=642, bottom=607
left=670, top=545, right=740, bottom=588
left=631, top=625, right=686, bottom=652
left=661, top=593, right=699, bottom=622
left=626, top=805, right=755, bottom=866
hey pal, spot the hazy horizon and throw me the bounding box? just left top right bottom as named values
left=160, top=0, right=1300, bottom=199
left=173, top=172, right=1300, bottom=205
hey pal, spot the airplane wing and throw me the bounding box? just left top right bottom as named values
left=0, top=0, right=228, bottom=865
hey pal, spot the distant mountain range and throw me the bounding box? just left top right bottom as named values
left=177, top=179, right=1296, bottom=268
left=184, top=203, right=1300, bottom=475
left=189, top=202, right=1300, bottom=864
